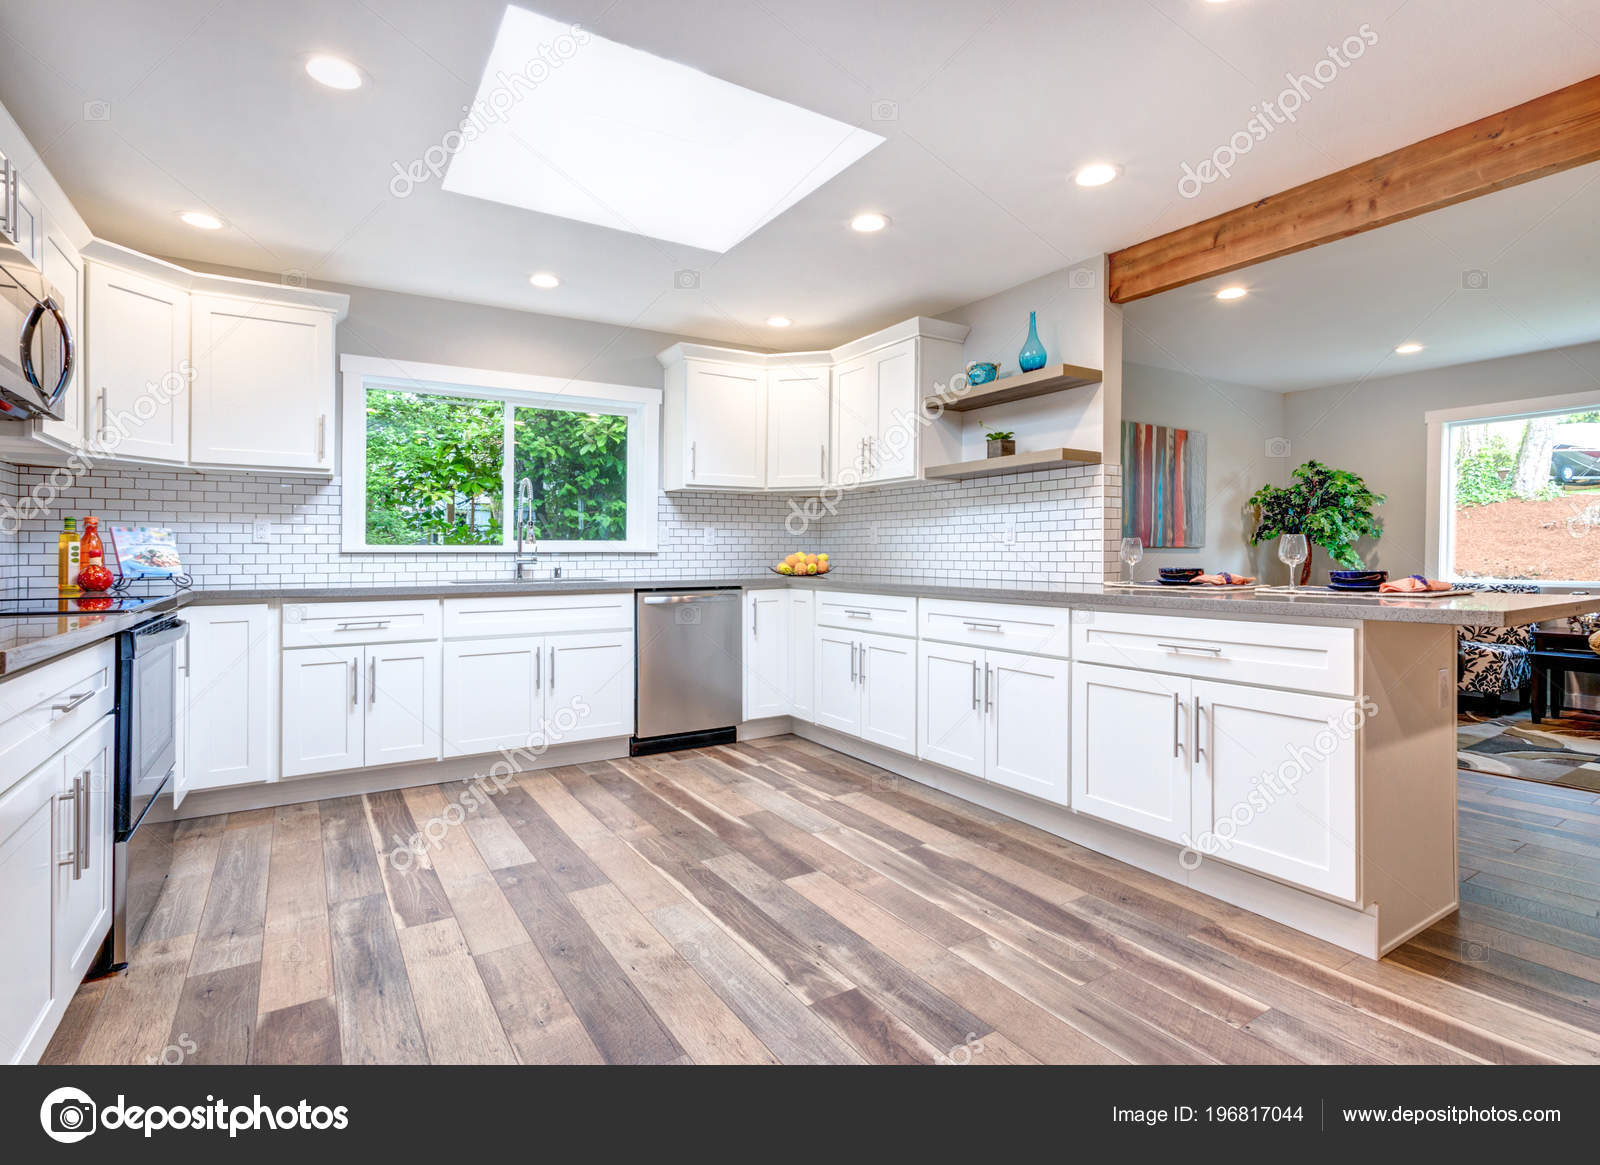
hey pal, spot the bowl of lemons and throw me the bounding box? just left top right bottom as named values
left=772, top=551, right=831, bottom=576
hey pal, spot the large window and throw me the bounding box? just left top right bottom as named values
left=1430, top=393, right=1600, bottom=585
left=340, top=356, right=660, bottom=553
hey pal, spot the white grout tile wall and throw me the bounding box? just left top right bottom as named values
left=816, top=464, right=1122, bottom=589
left=4, top=466, right=802, bottom=588
left=2, top=462, right=1123, bottom=590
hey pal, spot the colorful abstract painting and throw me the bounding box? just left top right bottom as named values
left=1122, top=421, right=1207, bottom=548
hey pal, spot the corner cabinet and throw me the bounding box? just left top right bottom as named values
left=766, top=366, right=831, bottom=489
left=180, top=604, right=280, bottom=803
left=664, top=357, right=767, bottom=489
left=189, top=293, right=337, bottom=471
left=85, top=262, right=191, bottom=464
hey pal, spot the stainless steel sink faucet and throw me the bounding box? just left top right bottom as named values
left=513, top=477, right=540, bottom=579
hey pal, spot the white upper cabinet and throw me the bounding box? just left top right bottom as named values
left=85, top=262, right=190, bottom=463
left=190, top=293, right=336, bottom=471
left=766, top=365, right=830, bottom=489
left=832, top=356, right=874, bottom=483
left=680, top=359, right=766, bottom=488
left=834, top=340, right=920, bottom=485
left=36, top=217, right=83, bottom=451
left=7, top=170, right=41, bottom=264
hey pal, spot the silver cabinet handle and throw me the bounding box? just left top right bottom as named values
left=57, top=775, right=85, bottom=880
left=690, top=440, right=697, bottom=479
left=1157, top=642, right=1223, bottom=655
left=963, top=621, right=1002, bottom=632
left=752, top=599, right=758, bottom=639
left=79, top=769, right=91, bottom=873
left=368, top=655, right=377, bottom=706
left=849, top=641, right=857, bottom=684
left=1195, top=700, right=1207, bottom=762
left=317, top=414, right=327, bottom=461
left=97, top=388, right=107, bottom=440
left=984, top=666, right=992, bottom=713
left=1172, top=693, right=1181, bottom=758
left=549, top=645, right=556, bottom=690
left=51, top=689, right=97, bottom=716
left=859, top=643, right=867, bottom=684
left=844, top=609, right=872, bottom=619
left=819, top=444, right=826, bottom=479
left=336, top=619, right=392, bottom=632
left=349, top=658, right=358, bottom=708
left=535, top=644, right=542, bottom=691
left=971, top=660, right=980, bottom=710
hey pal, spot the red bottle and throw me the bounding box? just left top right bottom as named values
left=78, top=517, right=114, bottom=592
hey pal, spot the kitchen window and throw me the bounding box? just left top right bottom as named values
left=339, top=355, right=661, bottom=553
left=1426, top=390, right=1600, bottom=585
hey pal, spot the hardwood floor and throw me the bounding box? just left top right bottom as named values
left=41, top=738, right=1600, bottom=1065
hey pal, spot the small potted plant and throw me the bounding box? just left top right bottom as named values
left=985, top=430, right=1016, bottom=458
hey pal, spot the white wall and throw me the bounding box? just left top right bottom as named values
left=1283, top=338, right=1600, bottom=578
left=1121, top=362, right=1288, bottom=579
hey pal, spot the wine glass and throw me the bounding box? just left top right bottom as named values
left=1278, top=533, right=1309, bottom=591
left=1119, top=536, right=1143, bottom=582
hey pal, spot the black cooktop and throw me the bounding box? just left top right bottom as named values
left=0, top=586, right=172, bottom=617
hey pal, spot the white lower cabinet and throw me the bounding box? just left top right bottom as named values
left=441, top=631, right=632, bottom=759
left=182, top=604, right=279, bottom=801
left=282, top=642, right=441, bottom=777
left=1071, top=662, right=1359, bottom=899
left=919, top=642, right=1069, bottom=804
left=788, top=591, right=815, bottom=722
left=814, top=627, right=916, bottom=755
left=743, top=590, right=790, bottom=720
left=55, top=715, right=114, bottom=996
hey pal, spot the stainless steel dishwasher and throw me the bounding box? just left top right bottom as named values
left=633, top=588, right=743, bottom=755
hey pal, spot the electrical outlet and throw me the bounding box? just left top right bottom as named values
left=870, top=525, right=879, bottom=546
left=702, top=526, right=716, bottom=547
left=1003, top=515, right=1016, bottom=545
left=252, top=518, right=272, bottom=545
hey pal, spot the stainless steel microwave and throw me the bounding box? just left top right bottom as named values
left=0, top=159, right=74, bottom=422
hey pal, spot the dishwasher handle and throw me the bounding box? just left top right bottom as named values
left=640, top=592, right=741, bottom=605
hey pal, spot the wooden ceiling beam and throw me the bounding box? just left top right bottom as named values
left=1108, top=72, right=1600, bottom=303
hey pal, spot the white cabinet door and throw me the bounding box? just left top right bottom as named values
left=8, top=173, right=41, bottom=264
left=186, top=605, right=278, bottom=791
left=190, top=294, right=335, bottom=471
left=986, top=649, right=1070, bottom=805
left=85, top=263, right=189, bottom=463
left=365, top=642, right=441, bottom=768
left=789, top=591, right=815, bottom=722
left=859, top=631, right=916, bottom=755
left=55, top=714, right=113, bottom=994
left=0, top=758, right=58, bottom=1064
left=871, top=340, right=918, bottom=482
left=832, top=357, right=874, bottom=483
left=814, top=629, right=861, bottom=737
left=1071, top=663, right=1190, bottom=843
left=442, top=637, right=541, bottom=758
left=38, top=221, right=84, bottom=450
left=281, top=647, right=363, bottom=778
left=918, top=640, right=985, bottom=778
left=766, top=366, right=829, bottom=489
left=743, top=590, right=790, bottom=720
left=546, top=632, right=633, bottom=743
left=1191, top=681, right=1358, bottom=899
left=684, top=361, right=765, bottom=487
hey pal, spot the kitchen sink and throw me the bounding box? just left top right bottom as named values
left=445, top=576, right=607, bottom=584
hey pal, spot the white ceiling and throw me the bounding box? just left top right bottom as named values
left=1, top=0, right=1598, bottom=351
left=1123, top=159, right=1600, bottom=391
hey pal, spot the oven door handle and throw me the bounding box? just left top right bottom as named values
left=131, top=619, right=189, bottom=653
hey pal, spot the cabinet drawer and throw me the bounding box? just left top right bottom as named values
left=444, top=592, right=633, bottom=639
left=0, top=642, right=116, bottom=798
left=281, top=600, right=441, bottom=647
left=919, top=598, right=1071, bottom=658
left=1072, top=608, right=1355, bottom=696
left=815, top=591, right=917, bottom=637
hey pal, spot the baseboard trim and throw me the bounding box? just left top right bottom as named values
left=149, top=737, right=630, bottom=821
left=790, top=721, right=1389, bottom=960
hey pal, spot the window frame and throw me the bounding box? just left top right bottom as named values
left=339, top=354, right=661, bottom=554
left=1425, top=388, right=1600, bottom=586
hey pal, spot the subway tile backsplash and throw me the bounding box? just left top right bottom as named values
left=2, top=462, right=1118, bottom=590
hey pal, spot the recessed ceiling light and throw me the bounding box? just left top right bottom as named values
left=528, top=272, right=560, bottom=289
left=850, top=212, right=889, bottom=233
left=179, top=211, right=223, bottom=230
left=443, top=8, right=883, bottom=252
left=1074, top=162, right=1120, bottom=187
left=1395, top=342, right=1425, bottom=355
left=305, top=55, right=362, bottom=90
left=766, top=316, right=792, bottom=328
left=1215, top=285, right=1248, bottom=301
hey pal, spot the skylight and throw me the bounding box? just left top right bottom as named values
left=441, top=6, right=885, bottom=253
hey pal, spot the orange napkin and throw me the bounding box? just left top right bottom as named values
left=1379, top=574, right=1451, bottom=593
left=1195, top=572, right=1256, bottom=586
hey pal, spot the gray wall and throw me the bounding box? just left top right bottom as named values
left=1283, top=338, right=1600, bottom=578
left=1121, top=362, right=1287, bottom=579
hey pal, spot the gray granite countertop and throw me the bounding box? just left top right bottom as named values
left=4, top=573, right=1597, bottom=678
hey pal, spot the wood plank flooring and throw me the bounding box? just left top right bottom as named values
left=41, top=739, right=1600, bottom=1065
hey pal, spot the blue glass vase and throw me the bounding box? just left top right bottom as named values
left=1018, top=311, right=1047, bottom=372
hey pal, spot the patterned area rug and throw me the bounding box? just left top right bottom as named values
left=1457, top=709, right=1600, bottom=793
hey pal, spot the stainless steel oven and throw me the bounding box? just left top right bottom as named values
left=102, top=614, right=187, bottom=971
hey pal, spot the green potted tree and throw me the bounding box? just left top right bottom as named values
left=1249, top=460, right=1385, bottom=585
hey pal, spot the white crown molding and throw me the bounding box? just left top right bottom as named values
left=80, top=239, right=350, bottom=319
left=658, top=316, right=969, bottom=368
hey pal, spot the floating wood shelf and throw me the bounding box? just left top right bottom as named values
left=930, top=363, right=1103, bottom=412
left=924, top=447, right=1103, bottom=481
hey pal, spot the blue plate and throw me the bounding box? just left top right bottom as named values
left=1326, top=580, right=1381, bottom=591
